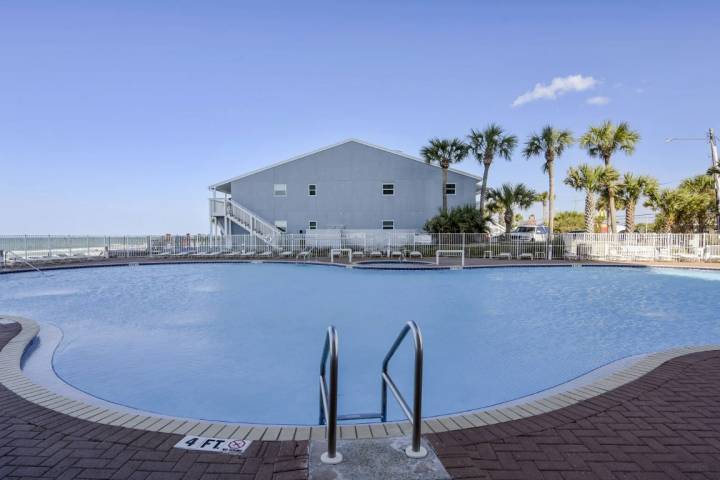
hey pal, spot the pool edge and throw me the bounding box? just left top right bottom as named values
left=2, top=314, right=719, bottom=442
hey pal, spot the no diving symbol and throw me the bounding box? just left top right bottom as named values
left=227, top=440, right=248, bottom=452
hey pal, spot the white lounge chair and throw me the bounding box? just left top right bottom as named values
left=240, top=251, right=256, bottom=258
left=297, top=250, right=312, bottom=259
left=390, top=251, right=403, bottom=259
left=257, top=250, right=273, bottom=258
left=352, top=250, right=365, bottom=258
left=280, top=251, right=294, bottom=258
left=519, top=253, right=533, bottom=260
left=369, top=251, right=383, bottom=258
left=497, top=252, right=511, bottom=260
left=409, top=251, right=423, bottom=259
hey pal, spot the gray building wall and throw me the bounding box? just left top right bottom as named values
left=227, top=141, right=478, bottom=234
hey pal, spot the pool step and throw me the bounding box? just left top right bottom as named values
left=337, top=412, right=383, bottom=422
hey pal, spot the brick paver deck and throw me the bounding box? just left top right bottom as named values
left=0, top=323, right=308, bottom=480
left=430, top=350, right=720, bottom=479
left=2, top=319, right=720, bottom=479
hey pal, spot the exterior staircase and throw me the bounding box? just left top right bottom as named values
left=210, top=198, right=282, bottom=244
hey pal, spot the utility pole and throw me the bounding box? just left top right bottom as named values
left=709, top=128, right=720, bottom=232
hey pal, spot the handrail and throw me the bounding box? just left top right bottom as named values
left=381, top=321, right=427, bottom=458
left=318, top=326, right=342, bottom=464
left=227, top=199, right=281, bottom=237
left=4, top=251, right=44, bottom=274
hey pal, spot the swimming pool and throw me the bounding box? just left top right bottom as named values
left=2, top=263, right=719, bottom=425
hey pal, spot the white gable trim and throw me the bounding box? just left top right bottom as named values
left=208, top=138, right=481, bottom=191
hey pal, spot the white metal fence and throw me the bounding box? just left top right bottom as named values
left=2, top=233, right=719, bottom=265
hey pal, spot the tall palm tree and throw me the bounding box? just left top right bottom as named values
left=579, top=121, right=641, bottom=233
left=522, top=126, right=574, bottom=236
left=486, top=183, right=537, bottom=234
left=468, top=125, right=517, bottom=218
left=421, top=138, right=470, bottom=213
left=563, top=164, right=608, bottom=233
left=617, top=173, right=658, bottom=233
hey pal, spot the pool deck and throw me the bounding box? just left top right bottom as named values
left=2, top=321, right=720, bottom=478
left=3, top=255, right=720, bottom=274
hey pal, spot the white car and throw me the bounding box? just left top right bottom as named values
left=510, top=225, right=548, bottom=242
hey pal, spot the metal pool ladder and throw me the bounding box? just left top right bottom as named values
left=318, top=321, right=427, bottom=464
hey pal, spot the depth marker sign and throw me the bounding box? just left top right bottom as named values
left=175, top=436, right=252, bottom=455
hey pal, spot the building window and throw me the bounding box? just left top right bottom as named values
left=273, top=184, right=287, bottom=197
left=308, top=184, right=317, bottom=196
left=382, top=183, right=394, bottom=195
left=445, top=183, right=456, bottom=195
left=274, top=220, right=287, bottom=232
left=382, top=220, right=394, bottom=230
left=308, top=221, right=317, bottom=230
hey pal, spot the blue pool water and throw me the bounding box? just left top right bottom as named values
left=2, top=264, right=719, bottom=425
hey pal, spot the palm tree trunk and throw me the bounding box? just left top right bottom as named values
left=442, top=167, right=448, bottom=213
left=542, top=199, right=548, bottom=225
left=625, top=200, right=636, bottom=233
left=504, top=209, right=513, bottom=234
left=478, top=162, right=491, bottom=217
left=584, top=191, right=595, bottom=233
left=547, top=160, right=555, bottom=236
left=603, top=155, right=617, bottom=233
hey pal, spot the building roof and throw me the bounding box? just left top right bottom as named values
left=208, top=138, right=482, bottom=193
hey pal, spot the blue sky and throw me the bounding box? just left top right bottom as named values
left=1, top=1, right=718, bottom=234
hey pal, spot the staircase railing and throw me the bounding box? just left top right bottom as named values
left=211, top=198, right=282, bottom=243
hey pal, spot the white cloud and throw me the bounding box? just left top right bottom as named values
left=586, top=96, right=610, bottom=106
left=511, top=74, right=598, bottom=107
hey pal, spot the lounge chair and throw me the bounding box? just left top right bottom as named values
left=369, top=251, right=383, bottom=258
left=279, top=250, right=294, bottom=258
left=240, top=251, right=256, bottom=258
left=497, top=252, right=511, bottom=260
left=257, top=250, right=273, bottom=258
left=409, top=251, right=423, bottom=259
left=390, top=251, right=403, bottom=259
left=519, top=253, right=533, bottom=260
left=297, top=250, right=312, bottom=259
left=352, top=250, right=365, bottom=258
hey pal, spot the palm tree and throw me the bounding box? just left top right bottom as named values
left=468, top=125, right=517, bottom=218
left=579, top=121, right=641, bottom=233
left=563, top=164, right=607, bottom=233
left=486, top=183, right=537, bottom=234
left=617, top=173, right=658, bottom=233
left=522, top=126, right=574, bottom=236
left=536, top=191, right=549, bottom=225
left=421, top=138, right=470, bottom=213
left=644, top=188, right=681, bottom=233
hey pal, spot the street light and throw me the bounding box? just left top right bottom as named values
left=666, top=129, right=720, bottom=231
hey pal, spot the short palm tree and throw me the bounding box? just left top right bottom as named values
left=486, top=183, right=537, bottom=234
left=421, top=138, right=470, bottom=213
left=536, top=191, right=549, bottom=225
left=579, top=121, right=641, bottom=233
left=468, top=125, right=517, bottom=218
left=563, top=164, right=608, bottom=233
left=644, top=188, right=681, bottom=233
left=617, top=173, right=658, bottom=233
left=522, top=126, right=574, bottom=236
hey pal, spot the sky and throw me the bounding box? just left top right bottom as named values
left=1, top=0, right=718, bottom=234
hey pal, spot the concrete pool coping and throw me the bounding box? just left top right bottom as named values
left=2, top=314, right=719, bottom=444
